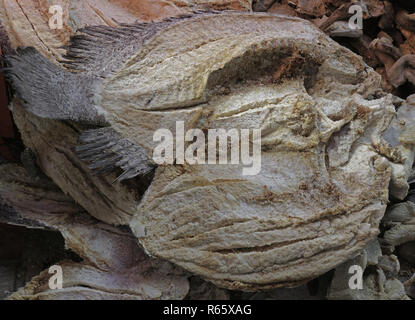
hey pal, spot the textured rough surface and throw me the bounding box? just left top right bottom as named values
left=3, top=10, right=415, bottom=292
left=11, top=100, right=146, bottom=225
left=382, top=98, right=415, bottom=199
left=382, top=202, right=415, bottom=249
left=0, top=0, right=251, bottom=64
left=116, top=13, right=404, bottom=290
left=0, top=163, right=189, bottom=300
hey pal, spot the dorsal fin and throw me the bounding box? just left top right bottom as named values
left=61, top=10, right=222, bottom=77
left=76, top=127, right=155, bottom=183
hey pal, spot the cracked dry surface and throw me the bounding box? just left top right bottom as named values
left=5, top=12, right=414, bottom=292
left=126, top=14, right=401, bottom=290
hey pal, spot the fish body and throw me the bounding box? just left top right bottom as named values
left=5, top=11, right=414, bottom=290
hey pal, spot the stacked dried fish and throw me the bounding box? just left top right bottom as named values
left=0, top=0, right=414, bottom=299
